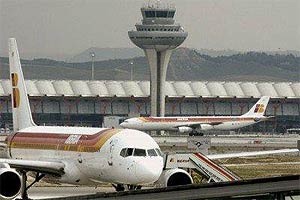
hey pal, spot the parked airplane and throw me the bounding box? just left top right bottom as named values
left=0, top=38, right=191, bottom=200
left=120, top=96, right=272, bottom=134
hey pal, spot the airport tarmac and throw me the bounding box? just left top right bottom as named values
left=26, top=186, right=115, bottom=199
left=21, top=183, right=300, bottom=200
left=154, top=134, right=300, bottom=149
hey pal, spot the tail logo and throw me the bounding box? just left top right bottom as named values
left=254, top=104, right=265, bottom=113
left=11, top=73, right=20, bottom=108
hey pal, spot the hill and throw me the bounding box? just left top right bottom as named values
left=68, top=47, right=143, bottom=62
left=68, top=47, right=300, bottom=63
left=0, top=48, right=299, bottom=82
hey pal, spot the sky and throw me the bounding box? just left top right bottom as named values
left=0, top=0, right=299, bottom=60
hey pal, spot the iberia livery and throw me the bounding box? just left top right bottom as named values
left=0, top=38, right=169, bottom=199
left=120, top=97, right=272, bottom=134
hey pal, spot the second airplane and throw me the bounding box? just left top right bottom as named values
left=121, top=96, right=272, bottom=134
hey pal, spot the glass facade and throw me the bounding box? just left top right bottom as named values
left=144, top=10, right=175, bottom=18
left=145, top=11, right=156, bottom=18
left=156, top=11, right=168, bottom=18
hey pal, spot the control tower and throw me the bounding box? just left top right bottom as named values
left=128, top=1, right=188, bottom=117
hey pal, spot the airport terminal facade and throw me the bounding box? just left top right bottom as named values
left=0, top=79, right=299, bottom=133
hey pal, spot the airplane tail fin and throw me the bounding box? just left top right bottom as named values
left=242, top=96, right=270, bottom=117
left=8, top=38, right=36, bottom=132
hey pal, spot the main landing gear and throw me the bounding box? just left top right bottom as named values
left=113, top=184, right=125, bottom=192
left=112, top=184, right=142, bottom=192
left=189, top=131, right=204, bottom=136
left=17, top=171, right=45, bottom=200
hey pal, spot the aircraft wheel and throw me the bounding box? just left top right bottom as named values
left=189, top=131, right=204, bottom=136
left=127, top=185, right=142, bottom=190
left=136, top=185, right=142, bottom=190
left=114, top=184, right=125, bottom=192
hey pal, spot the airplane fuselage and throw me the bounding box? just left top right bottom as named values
left=6, top=126, right=163, bottom=186
left=121, top=116, right=266, bottom=132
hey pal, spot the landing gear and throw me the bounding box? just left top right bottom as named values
left=18, top=171, right=45, bottom=200
left=112, top=184, right=142, bottom=192
left=189, top=131, right=204, bottom=136
left=127, top=184, right=142, bottom=191
left=112, top=184, right=125, bottom=192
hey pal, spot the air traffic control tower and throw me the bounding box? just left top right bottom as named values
left=128, top=1, right=188, bottom=117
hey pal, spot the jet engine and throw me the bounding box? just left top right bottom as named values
left=155, top=168, right=193, bottom=187
left=178, top=126, right=193, bottom=133
left=198, top=124, right=213, bottom=131
left=0, top=164, right=22, bottom=200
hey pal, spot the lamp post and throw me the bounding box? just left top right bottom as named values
left=130, top=61, right=134, bottom=81
left=91, top=52, right=95, bottom=80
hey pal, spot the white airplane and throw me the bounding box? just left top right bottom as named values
left=120, top=96, right=272, bottom=134
left=0, top=38, right=190, bottom=200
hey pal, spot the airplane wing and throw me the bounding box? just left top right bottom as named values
left=0, top=158, right=65, bottom=176
left=175, top=122, right=223, bottom=129
left=207, top=149, right=299, bottom=160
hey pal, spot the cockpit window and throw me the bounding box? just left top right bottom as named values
left=147, top=149, right=157, bottom=156
left=155, top=148, right=163, bottom=157
left=125, top=148, right=134, bottom=157
left=121, top=148, right=159, bottom=157
left=133, top=148, right=146, bottom=157
left=120, top=148, right=127, bottom=157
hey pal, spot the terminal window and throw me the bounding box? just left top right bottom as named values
left=145, top=11, right=155, bottom=18
left=156, top=11, right=168, bottom=18
left=145, top=10, right=175, bottom=18
left=167, top=11, right=175, bottom=18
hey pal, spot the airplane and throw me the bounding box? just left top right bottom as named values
left=0, top=38, right=175, bottom=200
left=120, top=96, right=272, bottom=134
left=0, top=39, right=294, bottom=200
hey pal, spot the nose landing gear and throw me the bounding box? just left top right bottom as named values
left=112, top=184, right=142, bottom=192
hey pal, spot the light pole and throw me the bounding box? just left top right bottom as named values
left=130, top=61, right=134, bottom=81
left=91, top=52, right=95, bottom=80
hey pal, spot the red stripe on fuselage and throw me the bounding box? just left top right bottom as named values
left=6, top=129, right=119, bottom=152
left=141, top=117, right=254, bottom=123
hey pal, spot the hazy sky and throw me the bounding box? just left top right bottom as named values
left=0, top=0, right=299, bottom=60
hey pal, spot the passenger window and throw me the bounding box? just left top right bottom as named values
left=120, top=148, right=127, bottom=157
left=147, top=149, right=157, bottom=156
left=155, top=148, right=163, bottom=157
left=125, top=148, right=134, bottom=157
left=134, top=148, right=146, bottom=157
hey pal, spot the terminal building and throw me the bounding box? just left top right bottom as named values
left=0, top=79, right=299, bottom=133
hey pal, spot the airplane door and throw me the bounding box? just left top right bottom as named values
left=108, top=138, right=118, bottom=166
left=55, top=134, right=64, bottom=158
left=78, top=135, right=87, bottom=164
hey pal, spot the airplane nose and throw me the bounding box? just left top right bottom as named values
left=120, top=122, right=128, bottom=128
left=135, top=159, right=163, bottom=184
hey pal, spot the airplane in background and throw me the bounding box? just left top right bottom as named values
left=120, top=96, right=272, bottom=134
left=0, top=39, right=295, bottom=200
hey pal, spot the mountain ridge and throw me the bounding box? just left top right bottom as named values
left=0, top=48, right=299, bottom=82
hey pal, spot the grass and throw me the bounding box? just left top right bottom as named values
left=217, top=155, right=300, bottom=179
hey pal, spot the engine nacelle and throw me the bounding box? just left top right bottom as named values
left=155, top=168, right=193, bottom=188
left=0, top=165, right=22, bottom=200
left=198, top=124, right=213, bottom=131
left=178, top=126, right=193, bottom=133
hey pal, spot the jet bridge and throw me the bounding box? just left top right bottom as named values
left=164, top=152, right=240, bottom=183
